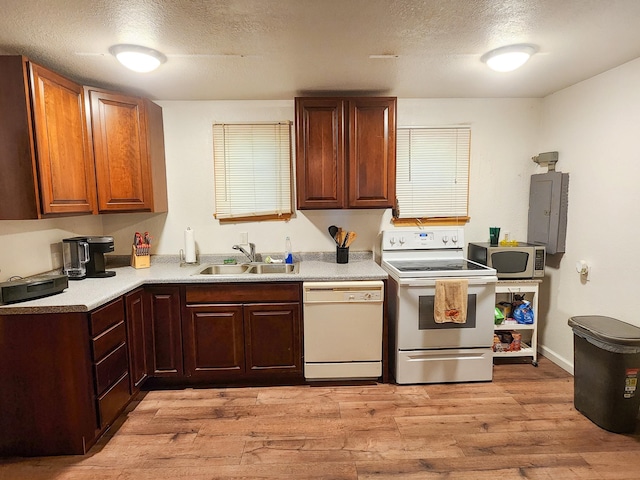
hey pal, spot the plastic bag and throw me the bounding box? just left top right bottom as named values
left=513, top=300, right=534, bottom=324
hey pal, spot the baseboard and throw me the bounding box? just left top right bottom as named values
left=539, top=344, right=574, bottom=374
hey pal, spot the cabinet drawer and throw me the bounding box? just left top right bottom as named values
left=186, top=283, right=300, bottom=303
left=90, top=298, right=125, bottom=336
left=97, top=372, right=130, bottom=429
left=92, top=321, right=126, bottom=361
left=94, top=342, right=128, bottom=396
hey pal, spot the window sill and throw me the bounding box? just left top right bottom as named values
left=392, top=216, right=470, bottom=227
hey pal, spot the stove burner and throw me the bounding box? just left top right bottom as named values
left=390, top=260, right=487, bottom=273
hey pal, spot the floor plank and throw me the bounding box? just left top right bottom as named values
left=1, top=356, right=639, bottom=479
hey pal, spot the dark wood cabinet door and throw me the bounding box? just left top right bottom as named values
left=295, top=97, right=346, bottom=209
left=183, top=304, right=245, bottom=376
left=0, top=312, right=97, bottom=456
left=146, top=287, right=183, bottom=377
left=295, top=96, right=396, bottom=210
left=244, top=303, right=302, bottom=375
left=86, top=89, right=154, bottom=212
left=124, top=288, right=149, bottom=392
left=29, top=62, right=97, bottom=215
left=348, top=97, right=396, bottom=208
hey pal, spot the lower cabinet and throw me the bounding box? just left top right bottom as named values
left=184, top=304, right=245, bottom=375
left=0, top=296, right=135, bottom=456
left=89, top=298, right=130, bottom=430
left=124, top=288, right=150, bottom=393
left=244, top=303, right=301, bottom=374
left=183, top=283, right=303, bottom=382
left=146, top=286, right=183, bottom=377
left=0, top=282, right=304, bottom=456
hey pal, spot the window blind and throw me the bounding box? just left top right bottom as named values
left=395, top=127, right=470, bottom=219
left=213, top=122, right=293, bottom=220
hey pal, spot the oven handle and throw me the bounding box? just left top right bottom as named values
left=398, top=276, right=497, bottom=287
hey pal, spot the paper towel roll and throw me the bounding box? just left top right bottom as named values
left=184, top=227, right=196, bottom=263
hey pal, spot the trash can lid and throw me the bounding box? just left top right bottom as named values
left=568, top=315, right=640, bottom=346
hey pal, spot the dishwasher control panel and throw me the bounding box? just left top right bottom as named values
left=303, top=281, right=384, bottom=303
left=342, top=291, right=381, bottom=301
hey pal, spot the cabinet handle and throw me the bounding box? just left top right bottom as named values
left=507, top=287, right=522, bottom=292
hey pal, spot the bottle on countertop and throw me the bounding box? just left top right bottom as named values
left=284, top=236, right=293, bottom=264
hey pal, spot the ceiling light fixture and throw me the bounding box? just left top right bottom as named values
left=481, top=44, right=537, bottom=72
left=109, top=44, right=167, bottom=73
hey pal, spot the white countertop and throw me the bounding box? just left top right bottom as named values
left=0, top=253, right=387, bottom=315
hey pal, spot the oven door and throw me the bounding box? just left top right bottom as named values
left=395, top=276, right=496, bottom=350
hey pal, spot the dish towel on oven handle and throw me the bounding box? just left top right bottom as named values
left=434, top=279, right=469, bottom=323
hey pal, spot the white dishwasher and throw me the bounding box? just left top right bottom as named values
left=303, top=281, right=384, bottom=380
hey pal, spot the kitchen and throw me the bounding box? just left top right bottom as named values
left=2, top=0, right=640, bottom=476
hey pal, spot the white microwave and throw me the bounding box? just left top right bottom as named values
left=468, top=242, right=545, bottom=279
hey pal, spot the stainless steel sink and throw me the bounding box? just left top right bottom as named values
left=196, top=262, right=299, bottom=275
left=197, top=264, right=253, bottom=275
left=252, top=263, right=299, bottom=274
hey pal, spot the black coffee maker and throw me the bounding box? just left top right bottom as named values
left=62, top=236, right=116, bottom=279
left=86, top=236, right=116, bottom=278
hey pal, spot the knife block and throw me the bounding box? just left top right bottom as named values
left=131, top=245, right=150, bottom=269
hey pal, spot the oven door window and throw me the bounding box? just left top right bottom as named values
left=418, top=294, right=477, bottom=329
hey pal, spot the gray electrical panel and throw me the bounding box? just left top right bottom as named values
left=527, top=172, right=569, bottom=254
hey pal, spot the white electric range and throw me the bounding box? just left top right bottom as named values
left=380, top=228, right=497, bottom=384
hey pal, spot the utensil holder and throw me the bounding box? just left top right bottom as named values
left=131, top=245, right=150, bottom=269
left=336, top=246, right=349, bottom=264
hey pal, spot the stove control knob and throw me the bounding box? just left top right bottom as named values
left=452, top=236, right=458, bottom=244
left=399, top=237, right=405, bottom=245
left=442, top=235, right=449, bottom=244
left=389, top=236, right=397, bottom=246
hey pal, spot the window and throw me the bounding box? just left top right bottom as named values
left=213, top=122, right=293, bottom=222
left=395, top=126, right=470, bottom=224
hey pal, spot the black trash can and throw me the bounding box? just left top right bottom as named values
left=568, top=315, right=640, bottom=433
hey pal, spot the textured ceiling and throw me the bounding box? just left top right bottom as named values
left=2, top=0, right=640, bottom=100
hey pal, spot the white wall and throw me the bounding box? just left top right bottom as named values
left=0, top=98, right=540, bottom=284
left=101, top=98, right=541, bottom=258
left=0, top=216, right=103, bottom=281
left=536, top=57, right=640, bottom=372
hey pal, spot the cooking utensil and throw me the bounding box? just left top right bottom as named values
left=341, top=231, right=350, bottom=247
left=328, top=225, right=339, bottom=244
left=345, top=231, right=357, bottom=247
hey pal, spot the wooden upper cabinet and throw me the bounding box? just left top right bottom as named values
left=348, top=98, right=396, bottom=208
left=295, top=98, right=345, bottom=209
left=295, top=96, right=396, bottom=209
left=85, top=88, right=168, bottom=213
left=0, top=56, right=97, bottom=219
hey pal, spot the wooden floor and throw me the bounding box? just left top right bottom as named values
left=2, top=357, right=639, bottom=479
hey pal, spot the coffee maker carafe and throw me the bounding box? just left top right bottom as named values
left=62, top=237, right=90, bottom=280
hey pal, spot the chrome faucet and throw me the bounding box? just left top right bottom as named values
left=232, top=243, right=256, bottom=263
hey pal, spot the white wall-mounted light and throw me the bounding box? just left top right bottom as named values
left=109, top=44, right=167, bottom=73
left=481, top=44, right=537, bottom=72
